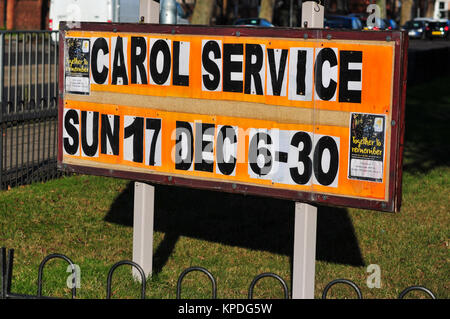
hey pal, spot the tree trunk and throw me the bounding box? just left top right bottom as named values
left=191, top=0, right=215, bottom=25
left=336, top=0, right=348, bottom=14
left=377, top=0, right=387, bottom=19
left=426, top=0, right=435, bottom=18
left=259, top=0, right=275, bottom=23
left=400, top=0, right=414, bottom=26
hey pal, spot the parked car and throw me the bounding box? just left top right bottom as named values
left=413, top=17, right=435, bottom=23
left=402, top=20, right=428, bottom=39
left=424, top=21, right=450, bottom=39
left=348, top=13, right=367, bottom=26
left=233, top=18, right=274, bottom=27
left=384, top=19, right=398, bottom=30
left=324, top=15, right=363, bottom=30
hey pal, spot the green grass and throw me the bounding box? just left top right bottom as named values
left=0, top=76, right=449, bottom=299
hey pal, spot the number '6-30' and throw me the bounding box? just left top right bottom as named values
left=249, top=131, right=339, bottom=186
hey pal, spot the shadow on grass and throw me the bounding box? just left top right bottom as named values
left=403, top=76, right=450, bottom=173
left=105, top=182, right=365, bottom=275
left=102, top=75, right=450, bottom=277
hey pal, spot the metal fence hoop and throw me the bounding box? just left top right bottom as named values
left=37, top=253, right=76, bottom=299
left=322, top=279, right=363, bottom=299
left=1, top=247, right=14, bottom=298
left=248, top=272, right=289, bottom=299
left=18, top=101, right=25, bottom=112
left=50, top=97, right=58, bottom=108
left=39, top=98, right=47, bottom=109
left=6, top=101, right=13, bottom=114
left=176, top=266, right=217, bottom=299
left=28, top=99, right=36, bottom=110
left=106, top=260, right=146, bottom=299
left=398, top=286, right=436, bottom=299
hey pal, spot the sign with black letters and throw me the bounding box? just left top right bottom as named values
left=58, top=22, right=408, bottom=212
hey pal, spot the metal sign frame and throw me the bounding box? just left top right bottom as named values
left=57, top=22, right=408, bottom=213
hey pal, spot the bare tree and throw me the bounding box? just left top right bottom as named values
left=426, top=0, right=435, bottom=17
left=259, top=0, right=275, bottom=23
left=336, top=0, right=348, bottom=14
left=377, top=0, right=387, bottom=19
left=400, top=0, right=414, bottom=25
left=191, top=0, right=215, bottom=25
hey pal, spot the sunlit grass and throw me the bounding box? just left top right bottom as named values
left=0, top=76, right=449, bottom=299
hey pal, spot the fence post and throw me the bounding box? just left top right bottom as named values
left=0, top=120, right=3, bottom=190
left=132, top=0, right=161, bottom=283
left=0, top=248, right=6, bottom=299
left=0, top=33, right=3, bottom=190
left=0, top=248, right=13, bottom=299
left=0, top=32, right=4, bottom=107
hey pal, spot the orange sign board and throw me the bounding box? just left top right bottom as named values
left=59, top=23, right=408, bottom=212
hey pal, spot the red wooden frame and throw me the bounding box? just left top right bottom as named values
left=57, top=22, right=408, bottom=213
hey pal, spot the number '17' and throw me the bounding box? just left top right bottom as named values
left=124, top=116, right=162, bottom=166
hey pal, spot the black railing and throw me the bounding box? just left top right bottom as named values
left=0, top=247, right=438, bottom=300
left=0, top=31, right=61, bottom=190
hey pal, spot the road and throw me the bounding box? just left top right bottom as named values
left=409, top=38, right=450, bottom=50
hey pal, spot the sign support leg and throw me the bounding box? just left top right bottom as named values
left=139, top=0, right=160, bottom=23
left=292, top=202, right=317, bottom=299
left=130, top=0, right=160, bottom=283
left=132, top=182, right=155, bottom=282
left=301, top=0, right=325, bottom=28
left=291, top=0, right=323, bottom=300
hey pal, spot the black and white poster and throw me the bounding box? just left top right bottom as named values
left=348, top=113, right=386, bottom=182
left=65, top=38, right=90, bottom=95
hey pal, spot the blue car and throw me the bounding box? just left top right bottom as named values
left=402, top=20, right=428, bottom=39
left=324, top=15, right=363, bottom=30
left=233, top=18, right=274, bottom=27
left=384, top=19, right=398, bottom=30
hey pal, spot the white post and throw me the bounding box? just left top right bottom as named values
left=132, top=182, right=155, bottom=281
left=139, top=0, right=160, bottom=23
left=290, top=0, right=324, bottom=299
left=292, top=202, right=317, bottom=299
left=301, top=0, right=325, bottom=28
left=132, top=0, right=160, bottom=282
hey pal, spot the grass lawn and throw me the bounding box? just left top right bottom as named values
left=0, top=76, right=449, bottom=299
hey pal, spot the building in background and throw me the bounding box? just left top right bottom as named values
left=434, top=0, right=450, bottom=19
left=1, top=0, right=441, bottom=30
left=0, top=0, right=196, bottom=30
left=0, top=0, right=50, bottom=30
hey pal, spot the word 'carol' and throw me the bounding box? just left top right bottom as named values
left=90, top=36, right=363, bottom=103
left=90, top=36, right=190, bottom=86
